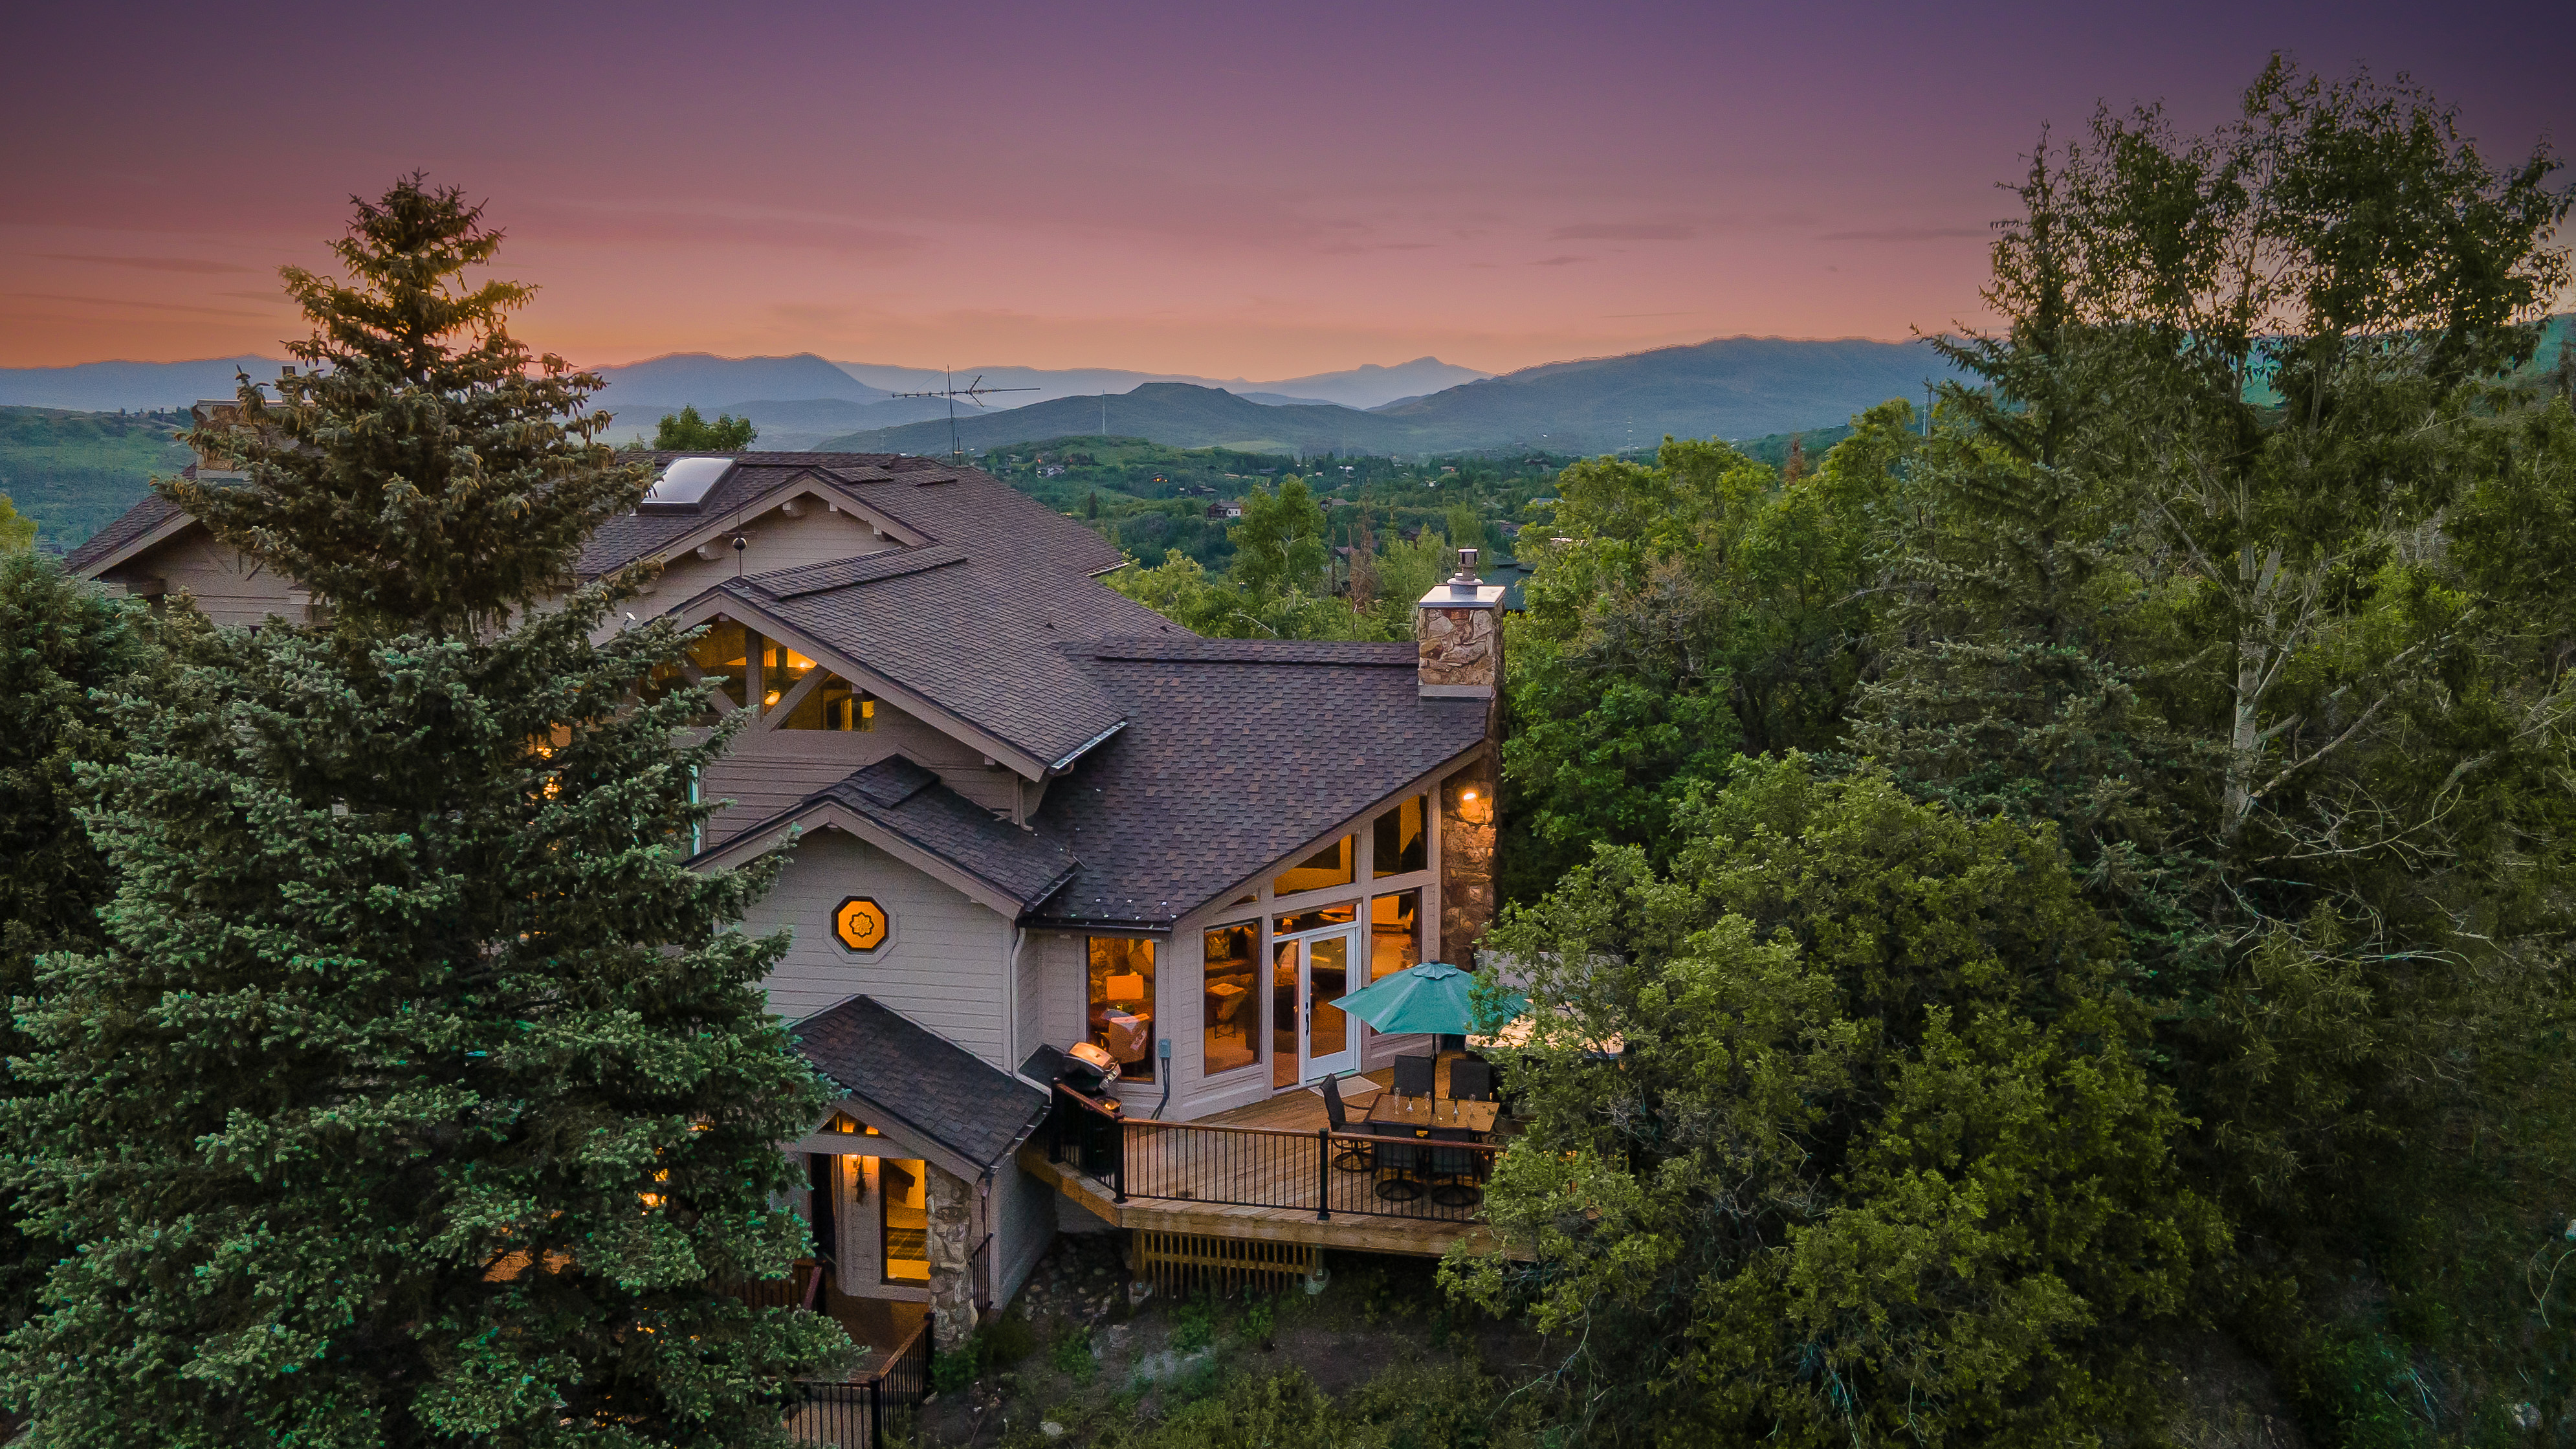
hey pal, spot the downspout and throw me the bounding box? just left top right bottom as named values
left=1150, top=1035, right=1172, bottom=1120
left=1006, top=924, right=1027, bottom=1065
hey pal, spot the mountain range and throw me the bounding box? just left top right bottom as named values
left=830, top=336, right=1967, bottom=456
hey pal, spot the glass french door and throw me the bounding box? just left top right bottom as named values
left=1272, top=925, right=1360, bottom=1085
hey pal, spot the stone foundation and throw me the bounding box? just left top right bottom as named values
left=925, top=1164, right=978, bottom=1349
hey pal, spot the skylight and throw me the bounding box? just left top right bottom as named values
left=643, top=456, right=733, bottom=510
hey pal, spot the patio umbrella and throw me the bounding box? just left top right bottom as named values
left=1334, top=962, right=1526, bottom=1038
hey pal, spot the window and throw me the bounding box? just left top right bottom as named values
left=879, top=1158, right=930, bottom=1284
left=1085, top=938, right=1157, bottom=1081
left=760, top=641, right=815, bottom=711
left=1273, top=901, right=1356, bottom=936
left=1273, top=835, right=1354, bottom=895
left=1371, top=890, right=1421, bottom=979
left=1373, top=795, right=1429, bottom=877
left=779, top=672, right=879, bottom=731
left=1202, top=923, right=1259, bottom=1076
left=686, top=620, right=751, bottom=711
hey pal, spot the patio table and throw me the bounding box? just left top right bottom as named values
left=1363, top=1094, right=1498, bottom=1138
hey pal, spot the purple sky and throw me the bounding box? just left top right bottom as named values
left=3, top=0, right=2565, bottom=375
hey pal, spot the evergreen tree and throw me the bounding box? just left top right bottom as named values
left=1, top=177, right=847, bottom=1446
left=0, top=552, right=153, bottom=1341
left=1453, top=758, right=2217, bottom=1446
left=1856, top=60, right=2576, bottom=1431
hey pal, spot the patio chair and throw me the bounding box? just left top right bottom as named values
left=1448, top=1058, right=1496, bottom=1102
left=1321, top=1076, right=1375, bottom=1173
left=1372, top=1138, right=1428, bottom=1202
left=1424, top=1127, right=1486, bottom=1209
left=1392, top=1054, right=1437, bottom=1099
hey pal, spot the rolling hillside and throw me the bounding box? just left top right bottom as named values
left=1371, top=335, right=1964, bottom=452
left=826, top=384, right=1418, bottom=455
left=0, top=406, right=193, bottom=551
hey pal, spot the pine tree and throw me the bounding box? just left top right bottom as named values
left=1, top=177, right=848, bottom=1447
left=0, top=551, right=154, bottom=1342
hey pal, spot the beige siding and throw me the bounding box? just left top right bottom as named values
left=749, top=830, right=1015, bottom=1068
left=639, top=503, right=888, bottom=607
left=995, top=1158, right=1055, bottom=1305
left=121, top=527, right=305, bottom=628
left=699, top=697, right=1016, bottom=848
left=1012, top=926, right=1044, bottom=1072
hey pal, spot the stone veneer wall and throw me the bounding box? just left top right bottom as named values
left=926, top=1164, right=978, bottom=1349
left=1438, top=751, right=1497, bottom=968
left=1416, top=604, right=1501, bottom=693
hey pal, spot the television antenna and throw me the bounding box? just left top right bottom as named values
left=888, top=368, right=1037, bottom=463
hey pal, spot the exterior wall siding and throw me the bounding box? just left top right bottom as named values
left=747, top=830, right=1015, bottom=1068
left=120, top=527, right=305, bottom=628
left=698, top=697, right=1017, bottom=850
left=640, top=503, right=889, bottom=606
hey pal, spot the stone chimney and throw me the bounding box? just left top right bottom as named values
left=1414, top=546, right=1506, bottom=699
left=1418, top=548, right=1506, bottom=968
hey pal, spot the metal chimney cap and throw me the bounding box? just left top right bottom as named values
left=1445, top=545, right=1484, bottom=591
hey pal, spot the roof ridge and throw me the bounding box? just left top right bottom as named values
left=743, top=543, right=967, bottom=601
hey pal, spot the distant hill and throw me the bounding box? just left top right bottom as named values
left=0, top=357, right=286, bottom=412
left=835, top=340, right=1963, bottom=458
left=0, top=406, right=193, bottom=551
left=831, top=356, right=1488, bottom=411
left=1369, top=336, right=1965, bottom=453
left=824, top=384, right=1419, bottom=455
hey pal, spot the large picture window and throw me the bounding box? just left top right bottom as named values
left=1272, top=835, right=1354, bottom=896
left=779, top=672, right=879, bottom=731
left=686, top=620, right=751, bottom=710
left=1371, top=890, right=1421, bottom=980
left=1086, top=937, right=1157, bottom=1081
left=1202, top=923, right=1259, bottom=1076
left=1373, top=795, right=1428, bottom=877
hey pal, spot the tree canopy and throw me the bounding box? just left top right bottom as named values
left=652, top=406, right=757, bottom=452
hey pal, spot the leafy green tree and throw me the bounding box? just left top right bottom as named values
left=1, top=176, right=847, bottom=1447
left=1855, top=59, right=2576, bottom=1432
left=652, top=406, right=757, bottom=452
left=1451, top=758, right=2216, bottom=1446
left=1226, top=477, right=1327, bottom=598
left=1109, top=548, right=1392, bottom=641
left=0, top=553, right=154, bottom=1342
left=1501, top=412, right=1914, bottom=896
left=1442, top=502, right=1485, bottom=556
left=0, top=494, right=33, bottom=552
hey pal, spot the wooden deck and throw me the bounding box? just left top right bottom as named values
left=1022, top=1060, right=1508, bottom=1259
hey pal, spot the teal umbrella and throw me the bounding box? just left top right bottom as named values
left=1334, top=962, right=1526, bottom=1038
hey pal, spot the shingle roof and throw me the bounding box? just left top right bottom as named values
left=63, top=493, right=185, bottom=571
left=1028, top=638, right=1491, bottom=929
left=810, top=757, right=1079, bottom=909
left=791, top=995, right=1048, bottom=1170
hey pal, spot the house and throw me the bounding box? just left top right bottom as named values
left=65, top=446, right=1507, bottom=1353
left=1204, top=500, right=1243, bottom=520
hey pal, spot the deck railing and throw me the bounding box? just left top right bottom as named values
left=1044, top=1083, right=1499, bottom=1224
left=784, top=1315, right=929, bottom=1449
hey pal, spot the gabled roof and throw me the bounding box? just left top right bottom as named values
left=791, top=995, right=1048, bottom=1171
left=708, top=547, right=1160, bottom=774
left=689, top=754, right=1078, bottom=915
left=1028, top=637, right=1491, bottom=929
left=808, top=757, right=1079, bottom=910
left=63, top=493, right=186, bottom=573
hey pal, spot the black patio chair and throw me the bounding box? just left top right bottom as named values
left=1424, top=1126, right=1486, bottom=1209
left=1448, top=1058, right=1496, bottom=1102
left=1392, top=1054, right=1437, bottom=1099
left=1372, top=1137, right=1429, bottom=1202
left=1321, top=1075, right=1375, bottom=1173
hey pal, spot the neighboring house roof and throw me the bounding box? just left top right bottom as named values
left=1028, top=637, right=1491, bottom=929
left=792, top=995, right=1049, bottom=1173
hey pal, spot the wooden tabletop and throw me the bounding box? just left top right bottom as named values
left=1362, top=1094, right=1499, bottom=1136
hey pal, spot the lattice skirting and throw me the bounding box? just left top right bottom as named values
left=1132, top=1231, right=1319, bottom=1296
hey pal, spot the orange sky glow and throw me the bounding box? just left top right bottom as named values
left=3, top=0, right=2563, bottom=378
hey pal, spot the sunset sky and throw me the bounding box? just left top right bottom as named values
left=3, top=0, right=2565, bottom=379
